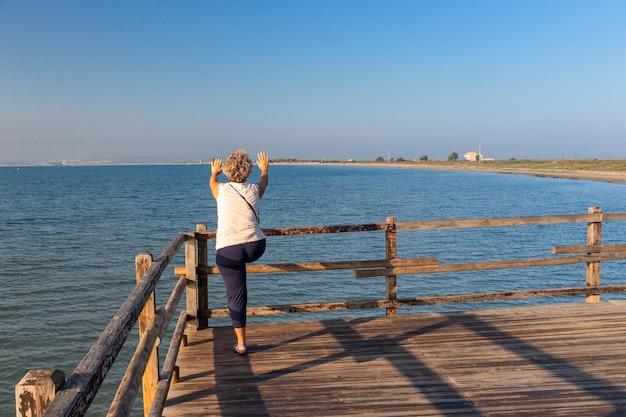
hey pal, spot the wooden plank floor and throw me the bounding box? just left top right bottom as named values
left=163, top=301, right=626, bottom=416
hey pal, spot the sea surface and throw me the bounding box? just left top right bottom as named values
left=2, top=164, right=626, bottom=415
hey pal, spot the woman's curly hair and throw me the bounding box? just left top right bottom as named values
left=222, top=149, right=253, bottom=183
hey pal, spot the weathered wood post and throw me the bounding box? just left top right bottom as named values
left=185, top=224, right=209, bottom=330
left=385, top=216, right=397, bottom=316
left=15, top=369, right=65, bottom=417
left=586, top=207, right=602, bottom=303
left=185, top=230, right=199, bottom=329
left=135, top=253, right=158, bottom=417
left=196, top=224, right=209, bottom=329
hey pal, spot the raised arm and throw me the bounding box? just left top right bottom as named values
left=209, top=158, right=222, bottom=199
left=256, top=152, right=269, bottom=198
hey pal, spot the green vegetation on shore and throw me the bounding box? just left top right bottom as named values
left=400, top=159, right=626, bottom=173
left=272, top=158, right=626, bottom=184
left=273, top=158, right=626, bottom=173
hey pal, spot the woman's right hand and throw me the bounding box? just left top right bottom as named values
left=211, top=158, right=222, bottom=176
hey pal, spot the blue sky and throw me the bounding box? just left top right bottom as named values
left=1, top=0, right=625, bottom=163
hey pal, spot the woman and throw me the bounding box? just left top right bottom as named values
left=210, top=150, right=269, bottom=355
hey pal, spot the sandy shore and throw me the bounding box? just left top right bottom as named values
left=274, top=161, right=626, bottom=184
left=459, top=167, right=626, bottom=183
left=400, top=164, right=626, bottom=184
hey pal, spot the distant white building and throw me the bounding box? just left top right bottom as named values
left=464, top=152, right=482, bottom=161
left=464, top=151, right=494, bottom=161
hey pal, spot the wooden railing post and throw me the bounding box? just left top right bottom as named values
left=185, top=230, right=199, bottom=329
left=135, top=253, right=158, bottom=417
left=15, top=369, right=65, bottom=417
left=586, top=207, right=602, bottom=303
left=185, top=224, right=208, bottom=330
left=385, top=216, right=397, bottom=315
left=196, top=224, right=209, bottom=329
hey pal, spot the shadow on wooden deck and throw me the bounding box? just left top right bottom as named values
left=164, top=302, right=626, bottom=416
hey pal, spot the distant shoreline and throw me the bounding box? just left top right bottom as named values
left=3, top=159, right=626, bottom=184
left=273, top=160, right=626, bottom=184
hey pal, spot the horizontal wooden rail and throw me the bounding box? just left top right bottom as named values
left=552, top=244, right=626, bottom=254
left=174, top=250, right=626, bottom=280
left=394, top=284, right=626, bottom=306
left=192, top=212, right=623, bottom=242
left=604, top=213, right=626, bottom=221
left=174, top=258, right=438, bottom=277
left=396, top=213, right=601, bottom=231
left=355, top=252, right=626, bottom=278
left=194, top=223, right=390, bottom=241
left=202, top=284, right=626, bottom=319
left=263, top=223, right=390, bottom=236
left=204, top=300, right=392, bottom=318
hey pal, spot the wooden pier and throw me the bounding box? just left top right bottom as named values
left=17, top=208, right=626, bottom=417
left=164, top=301, right=626, bottom=416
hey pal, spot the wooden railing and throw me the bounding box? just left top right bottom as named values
left=16, top=207, right=626, bottom=417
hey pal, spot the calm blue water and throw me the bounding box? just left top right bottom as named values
left=2, top=164, right=626, bottom=415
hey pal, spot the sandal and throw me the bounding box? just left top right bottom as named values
left=233, top=344, right=248, bottom=355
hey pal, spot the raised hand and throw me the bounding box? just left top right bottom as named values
left=211, top=158, right=222, bottom=176
left=256, top=152, right=269, bottom=172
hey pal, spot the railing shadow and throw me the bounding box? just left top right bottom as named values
left=172, top=316, right=481, bottom=416
left=459, top=312, right=626, bottom=415
left=168, top=305, right=626, bottom=416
